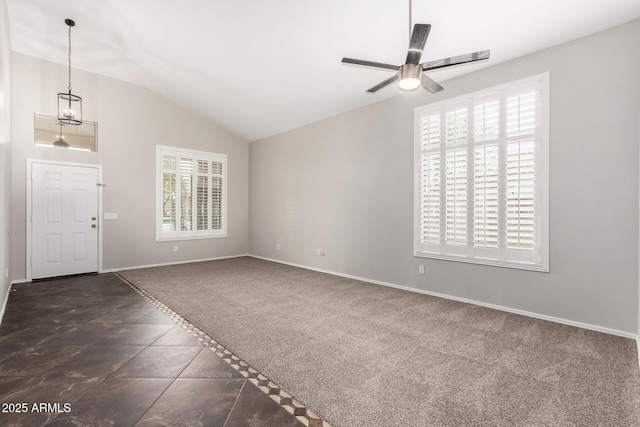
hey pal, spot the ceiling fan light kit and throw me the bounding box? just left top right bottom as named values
left=57, top=18, right=82, bottom=125
left=398, top=64, right=422, bottom=91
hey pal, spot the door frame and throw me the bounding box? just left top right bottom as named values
left=26, top=159, right=104, bottom=282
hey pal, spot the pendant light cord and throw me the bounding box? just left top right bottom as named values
left=67, top=24, right=72, bottom=93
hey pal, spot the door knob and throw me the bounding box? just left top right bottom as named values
left=91, top=224, right=97, bottom=228
left=91, top=217, right=96, bottom=221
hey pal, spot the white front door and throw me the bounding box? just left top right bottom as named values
left=31, top=162, right=99, bottom=279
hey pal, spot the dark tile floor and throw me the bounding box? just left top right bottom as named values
left=0, top=273, right=304, bottom=427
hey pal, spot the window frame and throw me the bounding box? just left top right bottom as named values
left=413, top=73, right=549, bottom=272
left=156, top=145, right=227, bottom=241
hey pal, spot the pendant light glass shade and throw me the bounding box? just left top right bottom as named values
left=58, top=19, right=82, bottom=126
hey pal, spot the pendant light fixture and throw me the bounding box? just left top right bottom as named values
left=57, top=19, right=82, bottom=125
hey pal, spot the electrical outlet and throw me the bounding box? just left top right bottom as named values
left=173, top=246, right=178, bottom=252
left=276, top=243, right=280, bottom=250
left=419, top=265, right=425, bottom=274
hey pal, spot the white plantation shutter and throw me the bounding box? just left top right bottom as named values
left=161, top=156, right=177, bottom=232
left=180, top=158, right=193, bottom=232
left=506, top=139, right=536, bottom=250
left=474, top=99, right=500, bottom=142
left=446, top=107, right=468, bottom=144
left=506, top=85, right=537, bottom=253
left=196, top=175, right=209, bottom=230
left=210, top=160, right=224, bottom=230
left=196, top=160, right=209, bottom=231
left=474, top=144, right=499, bottom=248
left=445, top=148, right=467, bottom=246
left=157, top=146, right=227, bottom=240
left=414, top=73, right=549, bottom=271
left=419, top=152, right=440, bottom=244
left=419, top=113, right=441, bottom=244
left=211, top=177, right=223, bottom=229
left=473, top=95, right=500, bottom=252
left=445, top=105, right=469, bottom=248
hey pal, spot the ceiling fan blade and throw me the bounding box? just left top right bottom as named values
left=421, top=74, right=444, bottom=94
left=367, top=74, right=399, bottom=93
left=342, top=57, right=400, bottom=71
left=405, top=24, right=431, bottom=65
left=421, top=50, right=490, bottom=72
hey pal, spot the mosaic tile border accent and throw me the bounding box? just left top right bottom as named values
left=115, top=272, right=330, bottom=427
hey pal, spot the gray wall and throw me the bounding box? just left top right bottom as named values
left=250, top=19, right=640, bottom=334
left=0, top=0, right=11, bottom=315
left=11, top=53, right=249, bottom=280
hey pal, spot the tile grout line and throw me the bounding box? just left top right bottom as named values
left=111, top=311, right=194, bottom=426
left=222, top=378, right=248, bottom=427
left=130, top=376, right=177, bottom=426
left=114, top=272, right=330, bottom=427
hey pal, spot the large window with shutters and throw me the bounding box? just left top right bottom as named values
left=156, top=146, right=227, bottom=240
left=414, top=73, right=549, bottom=271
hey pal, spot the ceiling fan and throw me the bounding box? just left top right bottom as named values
left=342, top=23, right=490, bottom=94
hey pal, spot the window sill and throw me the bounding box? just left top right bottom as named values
left=414, top=251, right=549, bottom=272
left=156, top=234, right=227, bottom=242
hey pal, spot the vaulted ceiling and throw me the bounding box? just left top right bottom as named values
left=7, top=0, right=640, bottom=141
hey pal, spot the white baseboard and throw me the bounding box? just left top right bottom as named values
left=4, top=254, right=249, bottom=323
left=249, top=254, right=637, bottom=340
left=0, top=282, right=12, bottom=324
left=102, top=253, right=250, bottom=273
left=11, top=254, right=251, bottom=281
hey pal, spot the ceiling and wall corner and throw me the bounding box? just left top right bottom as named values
left=0, top=0, right=12, bottom=321
left=6, top=0, right=640, bottom=142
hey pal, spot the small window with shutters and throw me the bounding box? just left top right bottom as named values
left=414, top=73, right=549, bottom=271
left=156, top=146, right=227, bottom=241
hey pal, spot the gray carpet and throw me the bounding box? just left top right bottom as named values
left=119, top=257, right=640, bottom=426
